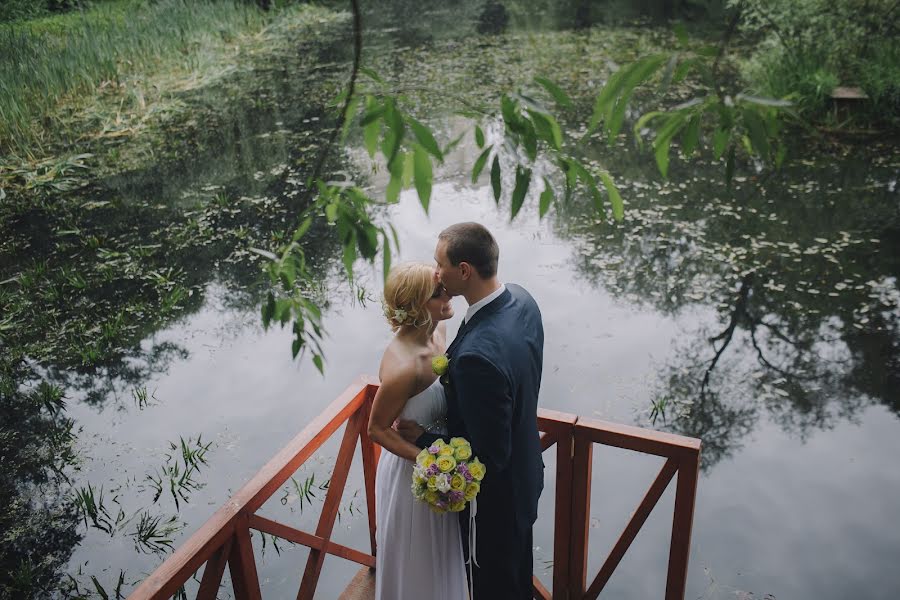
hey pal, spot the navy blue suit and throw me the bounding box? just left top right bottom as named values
left=418, top=284, right=544, bottom=598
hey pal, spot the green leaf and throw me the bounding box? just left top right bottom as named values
left=325, top=202, right=338, bottom=223
left=475, top=125, right=485, bottom=148
left=340, top=94, right=360, bottom=142
left=632, top=110, right=665, bottom=145
left=501, top=95, right=519, bottom=130
left=588, top=54, right=667, bottom=138
left=607, top=91, right=632, bottom=144
left=292, top=217, right=313, bottom=242
left=652, top=112, right=689, bottom=178
left=343, top=236, right=357, bottom=278
left=681, top=114, right=701, bottom=157
left=742, top=108, right=770, bottom=161
left=490, top=155, right=501, bottom=203
left=292, top=336, right=303, bottom=359
left=511, top=166, right=531, bottom=221
left=534, top=77, right=572, bottom=108
left=386, top=170, right=402, bottom=203
left=522, top=119, right=538, bottom=161
left=407, top=117, right=443, bottom=161
left=359, top=66, right=384, bottom=83
left=382, top=232, right=392, bottom=282
left=598, top=172, right=623, bottom=221
left=413, top=144, right=432, bottom=212
left=588, top=179, right=604, bottom=215
left=775, top=143, right=787, bottom=168
left=672, top=58, right=696, bottom=84
left=712, top=127, right=730, bottom=160
left=471, top=145, right=493, bottom=184
left=312, top=354, right=324, bottom=374
left=539, top=177, right=554, bottom=218
left=364, top=118, right=380, bottom=158
left=360, top=100, right=385, bottom=126
left=262, top=292, right=275, bottom=329
left=527, top=109, right=563, bottom=150
left=696, top=45, right=719, bottom=57
left=402, top=150, right=415, bottom=188
left=383, top=101, right=404, bottom=165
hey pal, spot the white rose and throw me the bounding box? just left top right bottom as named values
left=436, top=473, right=451, bottom=493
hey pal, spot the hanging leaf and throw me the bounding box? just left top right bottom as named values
left=712, top=126, right=730, bottom=160
left=382, top=231, right=392, bottom=282
left=490, top=155, right=501, bottom=203
left=681, top=113, right=701, bottom=157
left=343, top=234, right=357, bottom=278
left=292, top=217, right=313, bottom=242
left=312, top=354, right=324, bottom=374
left=511, top=166, right=532, bottom=221
left=475, top=125, right=485, bottom=148
left=742, top=108, right=770, bottom=161
left=539, top=177, right=554, bottom=218
left=534, top=77, right=572, bottom=108
left=527, top=109, right=563, bottom=150
left=407, top=116, right=444, bottom=161
left=413, top=144, right=432, bottom=212
left=598, top=172, right=623, bottom=221
left=471, top=145, right=493, bottom=184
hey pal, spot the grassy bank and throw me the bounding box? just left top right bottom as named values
left=0, top=0, right=335, bottom=159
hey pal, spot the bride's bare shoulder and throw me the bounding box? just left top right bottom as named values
left=378, top=340, right=418, bottom=383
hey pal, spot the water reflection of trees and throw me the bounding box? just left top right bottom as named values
left=0, top=28, right=355, bottom=594
left=558, top=145, right=900, bottom=467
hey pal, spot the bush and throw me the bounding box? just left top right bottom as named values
left=734, top=0, right=900, bottom=126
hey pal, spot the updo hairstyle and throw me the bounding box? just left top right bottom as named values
left=382, top=262, right=436, bottom=332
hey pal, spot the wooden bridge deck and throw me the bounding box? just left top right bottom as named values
left=338, top=568, right=375, bottom=600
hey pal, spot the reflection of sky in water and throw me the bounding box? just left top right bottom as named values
left=67, top=169, right=900, bottom=598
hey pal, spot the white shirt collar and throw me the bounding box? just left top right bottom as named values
left=464, top=284, right=506, bottom=324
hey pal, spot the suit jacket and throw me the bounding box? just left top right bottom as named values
left=419, top=284, right=544, bottom=529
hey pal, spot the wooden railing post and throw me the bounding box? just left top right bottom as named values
left=359, top=385, right=380, bottom=562
left=569, top=430, right=593, bottom=598
left=664, top=453, right=700, bottom=600
left=551, top=421, right=575, bottom=600
left=296, top=408, right=364, bottom=600
left=228, top=514, right=261, bottom=600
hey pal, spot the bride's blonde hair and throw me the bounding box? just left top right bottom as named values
left=382, top=262, right=436, bottom=332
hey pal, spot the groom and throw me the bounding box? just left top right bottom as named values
left=399, top=222, right=545, bottom=598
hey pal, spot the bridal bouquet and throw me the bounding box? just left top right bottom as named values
left=411, top=437, right=485, bottom=514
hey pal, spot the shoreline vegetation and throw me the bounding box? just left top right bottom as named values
left=0, top=0, right=347, bottom=194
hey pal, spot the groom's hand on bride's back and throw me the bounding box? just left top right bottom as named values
left=395, top=419, right=424, bottom=444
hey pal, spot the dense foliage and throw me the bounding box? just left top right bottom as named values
left=734, top=0, right=900, bottom=125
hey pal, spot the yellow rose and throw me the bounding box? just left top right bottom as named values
left=453, top=445, right=472, bottom=461
left=438, top=445, right=454, bottom=457
left=436, top=455, right=457, bottom=473
left=417, top=453, right=436, bottom=469
left=450, top=473, right=466, bottom=491
left=464, top=481, right=481, bottom=501
left=450, top=501, right=466, bottom=512
left=430, top=504, right=448, bottom=514
left=424, top=489, right=439, bottom=504
left=427, top=476, right=438, bottom=491
left=468, top=459, right=486, bottom=481
left=432, top=355, right=449, bottom=376
left=449, top=437, right=467, bottom=447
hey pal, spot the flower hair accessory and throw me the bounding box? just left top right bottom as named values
left=382, top=301, right=415, bottom=327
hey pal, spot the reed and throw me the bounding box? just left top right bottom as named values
left=0, top=0, right=274, bottom=155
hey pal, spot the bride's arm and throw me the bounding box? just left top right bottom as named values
left=367, top=364, right=423, bottom=462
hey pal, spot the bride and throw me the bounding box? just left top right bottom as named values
left=366, top=262, right=468, bottom=600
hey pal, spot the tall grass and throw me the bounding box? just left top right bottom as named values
left=0, top=0, right=276, bottom=155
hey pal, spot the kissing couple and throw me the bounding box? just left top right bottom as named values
left=367, top=222, right=545, bottom=599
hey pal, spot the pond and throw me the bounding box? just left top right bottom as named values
left=2, top=1, right=899, bottom=598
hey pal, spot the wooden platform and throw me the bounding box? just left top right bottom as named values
left=338, top=567, right=375, bottom=600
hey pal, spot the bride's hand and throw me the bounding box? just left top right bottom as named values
left=395, top=419, right=425, bottom=444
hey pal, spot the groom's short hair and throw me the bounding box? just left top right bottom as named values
left=439, top=222, right=499, bottom=278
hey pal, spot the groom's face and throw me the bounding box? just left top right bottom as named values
left=434, top=240, right=465, bottom=297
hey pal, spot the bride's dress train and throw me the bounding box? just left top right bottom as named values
left=374, top=378, right=467, bottom=600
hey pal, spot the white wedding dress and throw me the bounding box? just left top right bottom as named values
left=374, top=377, right=468, bottom=600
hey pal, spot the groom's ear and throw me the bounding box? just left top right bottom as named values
left=458, top=261, right=472, bottom=280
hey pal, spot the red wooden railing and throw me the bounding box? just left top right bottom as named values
left=129, top=377, right=701, bottom=600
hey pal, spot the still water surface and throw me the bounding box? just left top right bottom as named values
left=11, top=2, right=900, bottom=598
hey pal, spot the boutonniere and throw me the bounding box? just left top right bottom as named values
left=432, top=354, right=450, bottom=385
